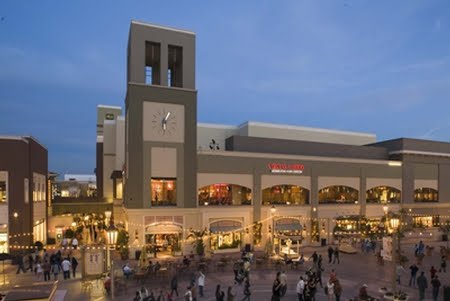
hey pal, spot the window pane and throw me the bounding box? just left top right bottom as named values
left=198, top=184, right=251, bottom=206
left=151, top=178, right=176, bottom=206
left=366, top=186, right=401, bottom=204
left=318, top=186, right=358, bottom=204
left=0, top=181, right=6, bottom=203
left=262, top=185, right=309, bottom=205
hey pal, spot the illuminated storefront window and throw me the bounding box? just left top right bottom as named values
left=151, top=178, right=176, bottom=206
left=209, top=220, right=242, bottom=250
left=413, top=216, right=439, bottom=228
left=318, top=186, right=358, bottom=204
left=198, top=184, right=251, bottom=206
left=0, top=181, right=6, bottom=203
left=0, top=232, right=7, bottom=253
left=262, top=185, right=309, bottom=205
left=414, top=188, right=438, bottom=202
left=333, top=216, right=385, bottom=239
left=366, top=186, right=401, bottom=204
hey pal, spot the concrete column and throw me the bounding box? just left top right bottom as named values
left=253, top=170, right=261, bottom=222
left=310, top=174, right=319, bottom=244
left=360, top=168, right=367, bottom=216
left=402, top=163, right=414, bottom=204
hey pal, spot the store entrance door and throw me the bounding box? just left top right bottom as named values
left=145, top=223, right=183, bottom=258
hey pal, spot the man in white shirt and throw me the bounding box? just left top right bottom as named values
left=296, top=276, right=305, bottom=301
left=61, top=257, right=71, bottom=279
left=198, top=271, right=205, bottom=297
left=71, top=237, right=78, bottom=250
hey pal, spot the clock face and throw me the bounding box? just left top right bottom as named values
left=143, top=102, right=185, bottom=143
left=151, top=109, right=177, bottom=136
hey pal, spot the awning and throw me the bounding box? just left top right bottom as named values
left=275, top=218, right=302, bottom=231
left=210, top=221, right=242, bottom=233
left=110, top=170, right=123, bottom=179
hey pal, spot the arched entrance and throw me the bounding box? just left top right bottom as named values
left=145, top=222, right=183, bottom=257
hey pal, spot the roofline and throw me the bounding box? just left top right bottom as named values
left=197, top=123, right=238, bottom=130
left=131, top=20, right=195, bottom=36
left=237, top=121, right=376, bottom=138
left=97, top=104, right=122, bottom=110
left=198, top=149, right=401, bottom=166
left=389, top=150, right=450, bottom=158
left=0, top=135, right=29, bottom=143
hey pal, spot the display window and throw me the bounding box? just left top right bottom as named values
left=0, top=181, right=6, bottom=203
left=209, top=220, right=242, bottom=250
left=318, top=186, right=358, bottom=204
left=333, top=216, right=385, bottom=239
left=0, top=233, right=7, bottom=253
left=413, top=216, right=439, bottom=228
left=145, top=233, right=181, bottom=255
left=414, top=188, right=438, bottom=202
left=262, top=185, right=309, bottom=205
left=366, top=186, right=401, bottom=204
left=198, top=184, right=251, bottom=206
left=151, top=178, right=177, bottom=206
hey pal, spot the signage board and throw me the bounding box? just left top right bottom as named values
left=382, top=236, right=392, bottom=261
left=268, top=163, right=304, bottom=174
left=84, top=248, right=105, bottom=276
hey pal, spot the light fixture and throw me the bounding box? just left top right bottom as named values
left=13, top=212, right=18, bottom=218
left=383, top=205, right=389, bottom=215
left=104, top=210, right=112, bottom=220
left=204, top=202, right=209, bottom=206
left=390, top=218, right=399, bottom=230
left=388, top=161, right=402, bottom=167
left=313, top=207, right=317, bottom=212
left=71, top=222, right=77, bottom=228
left=270, top=205, right=277, bottom=214
left=107, top=224, right=118, bottom=246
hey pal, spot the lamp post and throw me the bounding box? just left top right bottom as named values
left=270, top=205, right=276, bottom=255
left=390, top=217, right=399, bottom=293
left=106, top=222, right=118, bottom=300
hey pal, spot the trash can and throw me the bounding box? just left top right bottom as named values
left=135, top=250, right=142, bottom=260
left=321, top=238, right=327, bottom=246
left=443, top=285, right=450, bottom=301
left=443, top=234, right=448, bottom=241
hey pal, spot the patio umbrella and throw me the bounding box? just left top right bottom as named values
left=0, top=253, right=11, bottom=285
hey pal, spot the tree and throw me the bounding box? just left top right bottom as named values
left=186, top=228, right=208, bottom=256
left=116, top=229, right=129, bottom=260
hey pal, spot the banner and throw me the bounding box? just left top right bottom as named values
left=382, top=237, right=392, bottom=261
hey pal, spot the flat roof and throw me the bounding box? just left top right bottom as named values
left=97, top=104, right=122, bottom=110
left=131, top=20, right=195, bottom=35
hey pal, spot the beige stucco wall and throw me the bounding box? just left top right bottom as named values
left=318, top=176, right=360, bottom=190
left=414, top=179, right=438, bottom=190
left=261, top=175, right=311, bottom=190
left=366, top=178, right=402, bottom=190
left=197, top=173, right=253, bottom=190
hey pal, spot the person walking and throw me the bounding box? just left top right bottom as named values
left=36, top=261, right=43, bottom=280
left=71, top=256, right=78, bottom=278
left=170, top=275, right=179, bottom=297
left=417, top=271, right=428, bottom=301
left=279, top=271, right=287, bottom=297
left=333, top=247, right=340, bottom=264
left=51, top=261, right=60, bottom=280
left=430, top=266, right=437, bottom=279
left=198, top=270, right=205, bottom=297
left=396, top=264, right=405, bottom=285
left=226, top=286, right=234, bottom=301
left=271, top=273, right=282, bottom=301
left=333, top=279, right=342, bottom=301
left=43, top=260, right=51, bottom=281
left=431, top=275, right=441, bottom=301
left=61, top=257, right=71, bottom=280
left=439, top=255, right=446, bottom=272
left=242, top=278, right=251, bottom=301
left=16, top=253, right=26, bottom=274
left=215, top=284, right=225, bottom=301
left=326, top=279, right=335, bottom=301
left=296, top=276, right=305, bottom=301
left=409, top=263, right=419, bottom=287
left=71, top=237, right=78, bottom=250
left=327, top=246, right=334, bottom=264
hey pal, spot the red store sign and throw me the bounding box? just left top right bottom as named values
left=267, top=163, right=304, bottom=174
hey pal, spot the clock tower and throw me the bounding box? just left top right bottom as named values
left=124, top=21, right=197, bottom=209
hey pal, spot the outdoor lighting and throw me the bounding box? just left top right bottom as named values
left=106, top=223, right=118, bottom=300
left=313, top=207, right=317, bottom=212
left=390, top=218, right=399, bottom=231
left=270, top=205, right=277, bottom=214
left=13, top=212, right=18, bottom=219
left=107, top=224, right=118, bottom=246
left=388, top=161, right=402, bottom=167
left=71, top=222, right=76, bottom=228
left=383, top=205, right=389, bottom=215
left=105, top=210, right=112, bottom=220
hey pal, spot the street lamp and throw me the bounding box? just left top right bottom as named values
left=106, top=223, right=118, bottom=300
left=388, top=215, right=400, bottom=293
left=105, top=210, right=112, bottom=225
left=270, top=205, right=276, bottom=255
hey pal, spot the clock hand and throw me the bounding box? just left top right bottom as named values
left=164, top=112, right=171, bottom=122
left=162, top=112, right=171, bottom=131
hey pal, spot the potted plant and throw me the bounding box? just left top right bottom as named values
left=116, top=229, right=129, bottom=260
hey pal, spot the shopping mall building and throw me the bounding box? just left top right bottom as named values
left=97, top=21, right=450, bottom=256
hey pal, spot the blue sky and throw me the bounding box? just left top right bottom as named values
left=1, top=1, right=450, bottom=174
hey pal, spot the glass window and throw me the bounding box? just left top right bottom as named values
left=262, top=185, right=309, bottom=205
left=414, top=188, right=438, bottom=202
left=318, top=185, right=358, bottom=204
left=0, top=181, right=6, bottom=203
left=209, top=220, right=242, bottom=250
left=366, top=186, right=401, bottom=204
left=151, top=178, right=176, bottom=206
left=198, top=184, right=251, bottom=206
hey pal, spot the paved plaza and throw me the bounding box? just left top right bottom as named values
left=0, top=240, right=448, bottom=300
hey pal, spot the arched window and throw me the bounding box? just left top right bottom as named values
left=366, top=186, right=401, bottom=204
left=318, top=185, right=358, bottom=204
left=198, top=184, right=251, bottom=206
left=414, top=188, right=438, bottom=202
left=262, top=185, right=309, bottom=205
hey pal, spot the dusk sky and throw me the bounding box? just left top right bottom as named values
left=1, top=1, right=450, bottom=175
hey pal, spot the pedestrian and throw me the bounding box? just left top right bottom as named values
left=71, top=237, right=78, bottom=250
left=417, top=271, right=428, bottom=301
left=36, top=261, right=43, bottom=280
left=51, top=261, right=60, bottom=280
left=328, top=246, right=334, bottom=263
left=16, top=253, right=26, bottom=274
left=333, top=247, right=340, bottom=264
left=409, top=263, right=419, bottom=287
left=333, top=279, right=342, bottom=301
left=191, top=283, right=198, bottom=301
left=439, top=255, right=446, bottom=272
left=316, top=265, right=323, bottom=288
left=215, top=284, right=225, bottom=301
left=329, top=269, right=337, bottom=283
left=326, top=279, right=335, bottom=301
left=296, top=276, right=305, bottom=301
left=226, top=286, right=234, bottom=301
left=430, top=265, right=437, bottom=279
left=27, top=253, right=34, bottom=272
left=139, top=286, right=149, bottom=300
left=61, top=257, right=71, bottom=279
left=431, top=275, right=441, bottom=301
left=271, top=272, right=282, bottom=301
left=279, top=271, right=287, bottom=297
left=71, top=256, right=78, bottom=278
left=242, top=278, right=251, bottom=301
left=396, top=264, right=405, bottom=285
left=157, top=289, right=165, bottom=301
left=133, top=291, right=141, bottom=301
left=198, top=270, right=205, bottom=297
left=311, top=251, right=318, bottom=264
left=43, top=260, right=51, bottom=281
left=184, top=286, right=193, bottom=301
left=170, top=275, right=179, bottom=297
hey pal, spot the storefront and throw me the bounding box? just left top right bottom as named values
left=273, top=217, right=303, bottom=256
left=144, top=216, right=183, bottom=256
left=209, top=220, right=242, bottom=251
